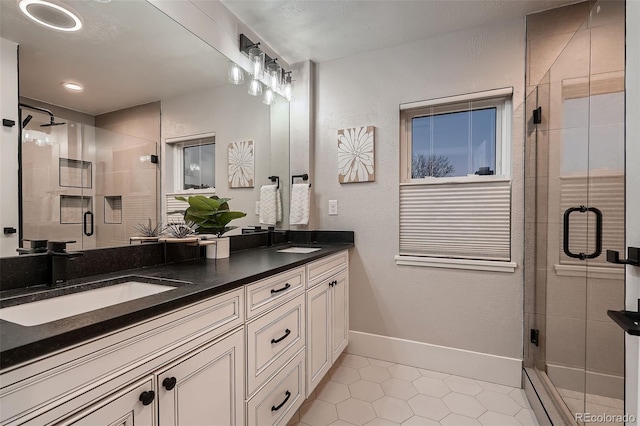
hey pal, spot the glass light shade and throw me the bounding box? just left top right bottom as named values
left=227, top=61, right=244, bottom=85
left=267, top=63, right=280, bottom=92
left=263, top=88, right=275, bottom=105
left=284, top=75, right=293, bottom=102
left=248, top=78, right=263, bottom=96
left=248, top=47, right=265, bottom=79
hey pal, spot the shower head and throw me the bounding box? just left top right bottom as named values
left=40, top=118, right=66, bottom=127
left=19, top=103, right=65, bottom=128
left=22, top=115, right=33, bottom=128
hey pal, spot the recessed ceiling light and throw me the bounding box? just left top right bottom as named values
left=62, top=82, right=84, bottom=92
left=19, top=0, right=83, bottom=32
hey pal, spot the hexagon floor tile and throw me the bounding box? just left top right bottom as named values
left=289, top=354, right=540, bottom=426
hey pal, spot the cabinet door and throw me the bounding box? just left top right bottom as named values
left=55, top=377, right=155, bottom=426
left=157, top=329, right=244, bottom=426
left=306, top=281, right=332, bottom=397
left=330, top=269, right=349, bottom=363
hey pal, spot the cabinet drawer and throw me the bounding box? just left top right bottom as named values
left=246, top=349, right=305, bottom=426
left=246, top=294, right=305, bottom=397
left=0, top=288, right=244, bottom=425
left=307, top=251, right=348, bottom=288
left=245, top=267, right=305, bottom=319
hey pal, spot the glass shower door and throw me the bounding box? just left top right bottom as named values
left=528, top=0, right=626, bottom=421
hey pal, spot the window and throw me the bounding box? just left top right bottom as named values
left=165, top=133, right=216, bottom=193
left=400, top=89, right=511, bottom=183
left=183, top=143, right=215, bottom=190
left=397, top=88, right=516, bottom=272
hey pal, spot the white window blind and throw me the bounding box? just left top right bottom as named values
left=399, top=180, right=511, bottom=261
left=165, top=192, right=215, bottom=223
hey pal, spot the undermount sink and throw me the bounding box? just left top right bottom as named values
left=0, top=282, right=176, bottom=326
left=277, top=247, right=322, bottom=254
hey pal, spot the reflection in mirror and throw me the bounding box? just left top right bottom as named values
left=0, top=0, right=290, bottom=257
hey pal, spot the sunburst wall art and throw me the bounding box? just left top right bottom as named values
left=338, top=125, right=375, bottom=183
left=228, top=140, right=254, bottom=188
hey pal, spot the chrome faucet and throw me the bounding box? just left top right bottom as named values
left=48, top=241, right=83, bottom=286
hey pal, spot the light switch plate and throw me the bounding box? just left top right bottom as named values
left=255, top=201, right=260, bottom=215
left=329, top=200, right=338, bottom=216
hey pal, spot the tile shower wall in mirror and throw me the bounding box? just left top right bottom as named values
left=21, top=102, right=158, bottom=251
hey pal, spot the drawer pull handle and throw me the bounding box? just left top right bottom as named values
left=139, top=390, right=155, bottom=406
left=271, top=329, right=291, bottom=344
left=271, top=283, right=291, bottom=294
left=163, top=377, right=177, bottom=391
left=271, top=390, right=291, bottom=412
left=329, top=280, right=337, bottom=287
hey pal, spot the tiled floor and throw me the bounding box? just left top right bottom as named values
left=288, top=353, right=539, bottom=426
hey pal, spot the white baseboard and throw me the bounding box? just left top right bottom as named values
left=347, top=330, right=523, bottom=388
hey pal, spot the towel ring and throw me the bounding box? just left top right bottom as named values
left=292, top=173, right=311, bottom=187
left=268, top=175, right=280, bottom=189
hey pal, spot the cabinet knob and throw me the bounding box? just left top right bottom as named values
left=163, top=377, right=177, bottom=391
left=139, top=390, right=155, bottom=406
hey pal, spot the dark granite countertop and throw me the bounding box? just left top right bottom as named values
left=0, top=243, right=352, bottom=370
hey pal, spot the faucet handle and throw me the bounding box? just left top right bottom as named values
left=48, top=240, right=76, bottom=252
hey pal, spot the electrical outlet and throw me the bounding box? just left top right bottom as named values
left=329, top=200, right=338, bottom=216
left=255, top=201, right=260, bottom=215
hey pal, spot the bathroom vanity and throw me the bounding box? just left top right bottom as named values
left=0, top=245, right=351, bottom=426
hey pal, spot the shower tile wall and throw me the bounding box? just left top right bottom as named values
left=94, top=102, right=160, bottom=248
left=22, top=116, right=94, bottom=251
left=525, top=0, right=626, bottom=404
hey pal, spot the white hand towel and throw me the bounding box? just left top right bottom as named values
left=276, top=188, right=283, bottom=223
left=259, top=185, right=278, bottom=225
left=290, top=183, right=310, bottom=226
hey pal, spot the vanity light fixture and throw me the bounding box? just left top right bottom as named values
left=239, top=33, right=293, bottom=102
left=248, top=78, right=263, bottom=97
left=19, top=0, right=83, bottom=32
left=227, top=61, right=244, bottom=85
left=62, top=82, right=83, bottom=92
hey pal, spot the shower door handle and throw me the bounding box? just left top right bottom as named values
left=84, top=211, right=94, bottom=237
left=563, top=206, right=602, bottom=260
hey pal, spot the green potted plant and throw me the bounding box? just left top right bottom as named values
left=173, top=195, right=246, bottom=258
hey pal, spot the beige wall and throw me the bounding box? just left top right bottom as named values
left=313, top=19, right=526, bottom=359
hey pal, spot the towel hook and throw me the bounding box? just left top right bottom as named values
left=268, top=175, right=280, bottom=189
left=292, top=173, right=311, bottom=187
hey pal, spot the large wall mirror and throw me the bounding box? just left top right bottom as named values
left=0, top=0, right=290, bottom=256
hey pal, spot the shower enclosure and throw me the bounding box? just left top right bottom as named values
left=20, top=107, right=158, bottom=252
left=524, top=0, right=626, bottom=423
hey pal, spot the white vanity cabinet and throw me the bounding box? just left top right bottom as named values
left=0, top=248, right=351, bottom=426
left=0, top=288, right=244, bottom=426
left=244, top=267, right=307, bottom=426
left=305, top=251, right=349, bottom=396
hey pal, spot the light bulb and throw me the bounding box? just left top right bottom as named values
left=248, top=78, right=263, bottom=96
left=248, top=47, right=264, bottom=79
left=263, top=88, right=274, bottom=105
left=284, top=74, right=293, bottom=102
left=227, top=61, right=244, bottom=85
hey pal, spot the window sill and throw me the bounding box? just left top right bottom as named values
left=400, top=176, right=510, bottom=186
left=395, top=255, right=517, bottom=273
left=167, top=189, right=216, bottom=196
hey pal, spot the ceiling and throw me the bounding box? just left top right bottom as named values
left=0, top=0, right=229, bottom=116
left=221, top=0, right=578, bottom=64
